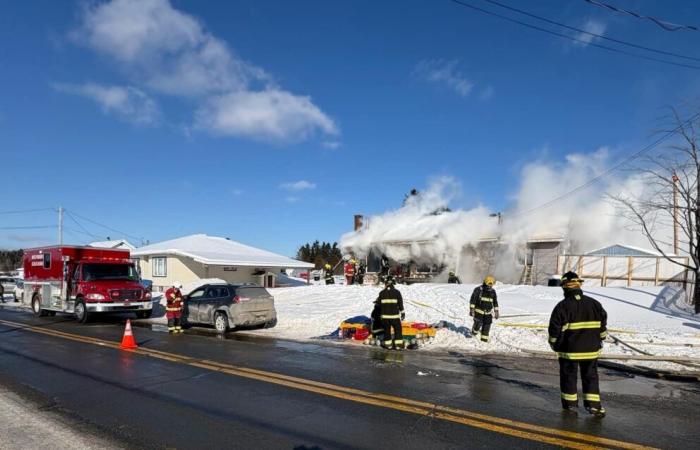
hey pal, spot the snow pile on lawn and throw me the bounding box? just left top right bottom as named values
left=250, top=283, right=700, bottom=372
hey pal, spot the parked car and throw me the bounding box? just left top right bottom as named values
left=13, top=279, right=24, bottom=303
left=0, top=277, right=17, bottom=303
left=184, top=283, right=277, bottom=333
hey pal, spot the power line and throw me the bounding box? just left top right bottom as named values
left=482, top=0, right=700, bottom=62
left=0, top=226, right=56, bottom=230
left=0, top=208, right=56, bottom=215
left=449, top=0, right=700, bottom=71
left=65, top=211, right=105, bottom=240
left=584, top=0, right=698, bottom=32
left=65, top=209, right=143, bottom=242
left=510, top=110, right=700, bottom=219
left=63, top=227, right=106, bottom=240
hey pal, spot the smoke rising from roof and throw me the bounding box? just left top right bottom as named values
left=340, top=148, right=671, bottom=282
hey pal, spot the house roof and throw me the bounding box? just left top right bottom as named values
left=584, top=244, right=662, bottom=257
left=89, top=239, right=136, bottom=250
left=131, top=234, right=313, bottom=269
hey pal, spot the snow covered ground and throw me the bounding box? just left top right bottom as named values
left=242, top=283, right=700, bottom=373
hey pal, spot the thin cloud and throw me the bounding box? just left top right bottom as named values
left=70, top=0, right=337, bottom=142
left=195, top=90, right=337, bottom=142
left=479, top=85, right=495, bottom=101
left=280, top=180, right=317, bottom=191
left=285, top=196, right=301, bottom=203
left=52, top=82, right=159, bottom=124
left=322, top=141, right=341, bottom=150
left=573, top=20, right=607, bottom=47
left=414, top=59, right=474, bottom=97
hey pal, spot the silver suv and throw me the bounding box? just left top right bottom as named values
left=184, top=283, right=277, bottom=333
left=0, top=277, right=17, bottom=303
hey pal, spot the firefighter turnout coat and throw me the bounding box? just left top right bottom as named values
left=548, top=289, right=607, bottom=360
left=377, top=286, right=405, bottom=320
left=165, top=287, right=183, bottom=318
left=469, top=285, right=498, bottom=316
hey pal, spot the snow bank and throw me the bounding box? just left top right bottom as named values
left=247, top=283, right=700, bottom=372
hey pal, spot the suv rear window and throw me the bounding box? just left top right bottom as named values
left=205, top=286, right=230, bottom=298
left=235, top=287, right=270, bottom=299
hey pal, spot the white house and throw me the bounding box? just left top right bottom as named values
left=88, top=239, right=136, bottom=250
left=131, top=234, right=313, bottom=290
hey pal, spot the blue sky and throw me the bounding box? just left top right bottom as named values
left=2, top=0, right=700, bottom=256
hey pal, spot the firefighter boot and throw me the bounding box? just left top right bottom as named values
left=585, top=406, right=606, bottom=417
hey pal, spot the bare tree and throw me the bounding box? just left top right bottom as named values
left=611, top=107, right=700, bottom=313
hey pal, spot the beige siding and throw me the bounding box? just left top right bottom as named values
left=138, top=255, right=279, bottom=290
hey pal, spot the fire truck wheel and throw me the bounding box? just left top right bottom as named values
left=214, top=312, right=229, bottom=333
left=75, top=299, right=89, bottom=324
left=31, top=295, right=47, bottom=317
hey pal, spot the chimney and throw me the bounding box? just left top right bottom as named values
left=354, top=214, right=364, bottom=231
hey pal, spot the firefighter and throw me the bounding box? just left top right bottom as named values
left=369, top=297, right=384, bottom=345
left=165, top=281, right=184, bottom=334
left=379, top=254, right=390, bottom=284
left=377, top=276, right=405, bottom=350
left=448, top=270, right=461, bottom=284
left=344, top=259, right=356, bottom=285
left=548, top=271, right=608, bottom=417
left=470, top=275, right=499, bottom=343
left=324, top=263, right=335, bottom=285
left=356, top=261, right=366, bottom=285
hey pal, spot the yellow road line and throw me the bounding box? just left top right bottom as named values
left=0, top=319, right=656, bottom=450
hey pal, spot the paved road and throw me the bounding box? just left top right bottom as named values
left=0, top=308, right=698, bottom=449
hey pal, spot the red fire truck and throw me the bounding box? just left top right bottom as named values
left=23, top=246, right=152, bottom=323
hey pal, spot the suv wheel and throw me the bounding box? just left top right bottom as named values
left=214, top=312, right=229, bottom=333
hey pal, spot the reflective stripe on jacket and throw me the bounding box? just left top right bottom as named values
left=469, top=285, right=499, bottom=315
left=548, top=289, right=607, bottom=359
left=377, top=286, right=404, bottom=320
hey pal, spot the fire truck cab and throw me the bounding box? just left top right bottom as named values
left=23, top=246, right=152, bottom=323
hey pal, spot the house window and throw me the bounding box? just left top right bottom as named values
left=152, top=257, right=167, bottom=277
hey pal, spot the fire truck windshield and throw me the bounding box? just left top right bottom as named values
left=82, top=263, right=139, bottom=282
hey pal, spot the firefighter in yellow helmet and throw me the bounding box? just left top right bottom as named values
left=548, top=271, right=608, bottom=417
left=323, top=263, right=335, bottom=285
left=469, top=275, right=499, bottom=342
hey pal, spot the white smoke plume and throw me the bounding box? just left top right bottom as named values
left=340, top=148, right=671, bottom=283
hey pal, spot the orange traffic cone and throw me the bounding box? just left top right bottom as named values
left=120, top=319, right=138, bottom=349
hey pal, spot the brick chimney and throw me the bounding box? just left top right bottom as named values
left=354, top=214, right=364, bottom=231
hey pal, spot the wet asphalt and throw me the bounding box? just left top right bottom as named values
left=0, top=308, right=698, bottom=449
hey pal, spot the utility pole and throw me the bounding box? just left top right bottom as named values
left=672, top=174, right=679, bottom=255
left=58, top=206, right=63, bottom=245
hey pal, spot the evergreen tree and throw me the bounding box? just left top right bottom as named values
left=296, top=241, right=343, bottom=269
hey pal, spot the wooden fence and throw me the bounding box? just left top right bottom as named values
left=557, top=254, right=689, bottom=287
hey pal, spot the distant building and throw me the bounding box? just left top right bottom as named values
left=584, top=244, right=661, bottom=257
left=131, top=234, right=313, bottom=291
left=88, top=239, right=136, bottom=251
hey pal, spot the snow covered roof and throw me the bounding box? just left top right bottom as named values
left=89, top=239, right=136, bottom=250
left=585, top=244, right=661, bottom=257
left=131, top=234, right=313, bottom=269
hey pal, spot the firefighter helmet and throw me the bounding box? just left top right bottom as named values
left=384, top=275, right=395, bottom=286
left=324, top=263, right=331, bottom=269
left=483, top=275, right=495, bottom=286
left=173, top=281, right=182, bottom=289
left=449, top=271, right=455, bottom=276
left=561, top=271, right=583, bottom=289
